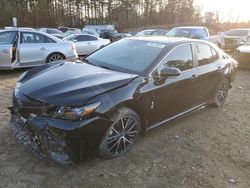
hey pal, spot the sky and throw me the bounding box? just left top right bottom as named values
left=194, top=0, right=250, bottom=22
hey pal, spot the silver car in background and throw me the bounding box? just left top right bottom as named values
left=0, top=29, right=78, bottom=70
left=39, top=28, right=65, bottom=39
left=63, top=34, right=110, bottom=56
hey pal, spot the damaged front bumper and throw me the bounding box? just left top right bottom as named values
left=9, top=107, right=112, bottom=166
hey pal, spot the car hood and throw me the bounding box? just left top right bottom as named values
left=17, top=62, right=137, bottom=106
left=224, top=36, right=246, bottom=40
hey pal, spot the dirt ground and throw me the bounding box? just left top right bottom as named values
left=0, top=69, right=250, bottom=188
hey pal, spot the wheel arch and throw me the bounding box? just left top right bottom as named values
left=108, top=100, right=148, bottom=134
left=46, top=52, right=66, bottom=63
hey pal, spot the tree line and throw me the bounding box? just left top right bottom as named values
left=0, top=0, right=202, bottom=30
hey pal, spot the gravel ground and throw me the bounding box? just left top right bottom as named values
left=0, top=69, right=250, bottom=188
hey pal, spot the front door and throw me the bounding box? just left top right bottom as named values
left=147, top=43, right=200, bottom=127
left=0, top=31, right=18, bottom=69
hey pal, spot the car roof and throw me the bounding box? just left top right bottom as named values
left=1, top=29, right=62, bottom=42
left=172, top=26, right=206, bottom=29
left=70, top=33, right=99, bottom=38
left=128, top=36, right=199, bottom=45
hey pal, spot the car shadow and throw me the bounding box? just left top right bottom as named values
left=0, top=68, right=28, bottom=81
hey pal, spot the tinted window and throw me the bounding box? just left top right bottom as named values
left=47, top=29, right=64, bottom=35
left=76, top=35, right=97, bottom=41
left=21, top=32, right=55, bottom=43
left=158, top=44, right=193, bottom=71
left=0, top=31, right=17, bottom=45
left=86, top=39, right=166, bottom=74
left=152, top=31, right=159, bottom=35
left=85, top=35, right=97, bottom=41
left=196, top=44, right=213, bottom=66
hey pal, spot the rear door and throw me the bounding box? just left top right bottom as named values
left=75, top=35, right=99, bottom=55
left=0, top=31, right=18, bottom=68
left=192, top=42, right=222, bottom=103
left=19, top=32, right=54, bottom=65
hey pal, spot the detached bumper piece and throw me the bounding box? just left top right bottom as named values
left=10, top=113, right=77, bottom=166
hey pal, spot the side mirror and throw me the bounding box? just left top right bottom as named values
left=160, top=67, right=181, bottom=77
left=73, top=39, right=78, bottom=43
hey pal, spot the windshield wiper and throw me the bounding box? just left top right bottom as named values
left=81, top=58, right=112, bottom=70
left=97, top=65, right=112, bottom=70
left=81, top=58, right=96, bottom=66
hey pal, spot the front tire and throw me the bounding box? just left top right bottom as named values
left=98, top=107, right=141, bottom=159
left=212, top=78, right=231, bottom=107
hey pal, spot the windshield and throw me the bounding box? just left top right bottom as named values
left=63, top=34, right=75, bottom=41
left=226, top=30, right=249, bottom=36
left=86, top=39, right=166, bottom=74
left=166, top=28, right=193, bottom=38
left=47, top=29, right=64, bottom=35
left=136, top=30, right=153, bottom=36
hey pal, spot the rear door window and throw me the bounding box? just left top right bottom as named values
left=196, top=44, right=214, bottom=66
left=21, top=32, right=55, bottom=43
left=76, top=35, right=97, bottom=41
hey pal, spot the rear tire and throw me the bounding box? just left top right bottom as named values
left=46, top=53, right=65, bottom=63
left=212, top=78, right=231, bottom=107
left=98, top=107, right=141, bottom=159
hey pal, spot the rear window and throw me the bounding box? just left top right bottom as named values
left=226, top=30, right=249, bottom=36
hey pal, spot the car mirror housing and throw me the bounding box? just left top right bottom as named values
left=160, top=67, right=181, bottom=77
left=73, top=39, right=78, bottom=43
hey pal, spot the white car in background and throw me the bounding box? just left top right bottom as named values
left=63, top=34, right=110, bottom=56
left=39, top=28, right=65, bottom=39
left=81, top=29, right=99, bottom=37
left=0, top=29, right=78, bottom=70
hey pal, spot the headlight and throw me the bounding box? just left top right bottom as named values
left=54, top=102, right=101, bottom=120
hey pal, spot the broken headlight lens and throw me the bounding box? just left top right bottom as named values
left=54, top=102, right=101, bottom=120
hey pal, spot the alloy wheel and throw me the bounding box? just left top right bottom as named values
left=216, top=79, right=230, bottom=106
left=49, top=54, right=63, bottom=62
left=105, top=116, right=139, bottom=155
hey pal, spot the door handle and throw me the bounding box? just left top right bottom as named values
left=217, top=66, right=223, bottom=72
left=40, top=47, right=46, bottom=51
left=191, top=74, right=198, bottom=80
left=1, top=49, right=8, bottom=53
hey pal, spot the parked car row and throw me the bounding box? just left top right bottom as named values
left=0, top=26, right=114, bottom=69
left=2, top=25, right=250, bottom=69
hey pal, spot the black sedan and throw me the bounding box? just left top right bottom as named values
left=10, top=37, right=237, bottom=165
